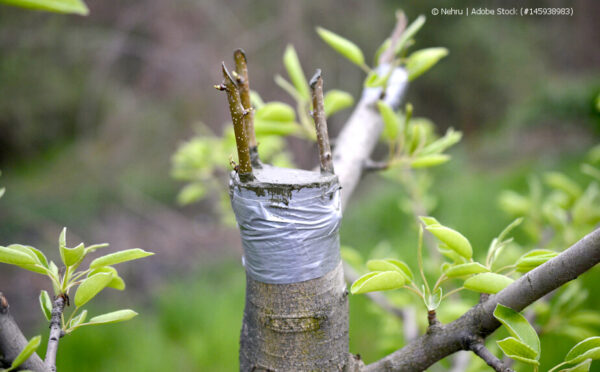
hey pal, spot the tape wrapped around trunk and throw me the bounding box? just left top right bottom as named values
left=230, top=173, right=342, bottom=284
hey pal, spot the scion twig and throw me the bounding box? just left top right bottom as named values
left=309, top=69, right=334, bottom=174
left=233, top=49, right=260, bottom=166
left=215, top=62, right=253, bottom=181
left=45, top=295, right=66, bottom=372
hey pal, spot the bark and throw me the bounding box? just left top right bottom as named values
left=44, top=295, right=65, bottom=372
left=0, top=292, right=48, bottom=372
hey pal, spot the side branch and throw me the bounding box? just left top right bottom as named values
left=44, top=295, right=66, bottom=372
left=0, top=292, right=48, bottom=371
left=216, top=63, right=253, bottom=181
left=363, top=227, right=600, bottom=371
left=468, top=337, right=514, bottom=372
left=233, top=49, right=259, bottom=165
left=310, top=70, right=334, bottom=174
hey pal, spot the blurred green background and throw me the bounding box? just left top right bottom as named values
left=0, top=0, right=599, bottom=370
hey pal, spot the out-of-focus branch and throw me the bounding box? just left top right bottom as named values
left=362, top=227, right=600, bottom=371
left=0, top=292, right=48, bottom=371
left=44, top=295, right=66, bottom=372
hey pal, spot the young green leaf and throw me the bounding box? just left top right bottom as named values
left=496, top=337, right=540, bottom=365
left=74, top=273, right=113, bottom=307
left=464, top=273, right=514, bottom=294
left=253, top=120, right=300, bottom=137
left=0, top=246, right=38, bottom=266
left=6, top=244, right=47, bottom=267
left=7, top=335, right=41, bottom=372
left=498, top=191, right=532, bottom=215
left=316, top=27, right=365, bottom=68
left=411, top=154, right=450, bottom=168
left=419, top=216, right=440, bottom=227
left=516, top=249, right=558, bottom=273
left=0, top=0, right=89, bottom=15
left=377, top=101, right=401, bottom=141
left=494, top=304, right=540, bottom=355
left=177, top=183, right=206, bottom=205
left=444, top=262, right=490, bottom=278
left=419, top=128, right=462, bottom=156
left=425, top=225, right=472, bottom=259
left=544, top=172, right=582, bottom=199
left=88, top=309, right=138, bottom=325
left=564, top=337, right=600, bottom=365
left=89, top=266, right=125, bottom=290
left=394, top=15, right=426, bottom=56
left=364, top=71, right=388, bottom=88
left=60, top=242, right=85, bottom=267
left=283, top=45, right=310, bottom=101
left=84, top=243, right=109, bottom=255
left=350, top=271, right=406, bottom=295
left=366, top=259, right=413, bottom=282
left=559, top=359, right=592, bottom=372
left=69, top=309, right=88, bottom=330
left=438, top=245, right=468, bottom=264
left=89, top=248, right=154, bottom=269
left=405, top=47, right=448, bottom=81
left=255, top=102, right=296, bottom=122
left=39, top=290, right=52, bottom=321
left=323, top=90, right=353, bottom=117
left=425, top=287, right=442, bottom=311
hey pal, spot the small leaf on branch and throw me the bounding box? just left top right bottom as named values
left=405, top=47, right=448, bottom=81
left=444, top=262, right=489, bottom=278
left=88, top=309, right=138, bottom=325
left=496, top=337, right=540, bottom=365
left=377, top=101, right=401, bottom=141
left=564, top=337, right=600, bottom=365
left=323, top=90, right=353, bottom=117
left=464, top=273, right=513, bottom=294
left=515, top=249, right=558, bottom=273
left=316, top=27, right=366, bottom=68
left=74, top=273, right=113, bottom=307
left=89, top=248, right=154, bottom=269
left=411, top=154, right=450, bottom=168
left=0, top=246, right=37, bottom=266
left=366, top=258, right=413, bottom=282
left=39, top=290, right=52, bottom=321
left=69, top=309, right=88, bottom=330
left=283, top=45, right=310, bottom=101
left=424, top=224, right=472, bottom=259
left=350, top=271, right=406, bottom=294
left=8, top=335, right=41, bottom=372
left=494, top=304, right=540, bottom=355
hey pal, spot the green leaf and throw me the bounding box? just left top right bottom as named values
left=444, top=262, right=490, bottom=278
left=565, top=337, right=600, bottom=364
left=7, top=335, right=41, bottom=372
left=0, top=187, right=5, bottom=198
left=405, top=47, right=448, bottom=81
left=74, top=273, right=113, bottom=307
left=438, top=245, right=468, bottom=264
left=364, top=71, right=388, bottom=88
left=88, top=309, right=138, bottom=325
left=498, top=191, right=532, bottom=215
left=323, top=90, right=353, bottom=117
left=496, top=337, right=540, bottom=365
left=420, top=128, right=462, bottom=156
left=425, top=287, right=442, bottom=311
left=516, top=249, right=558, bottom=273
left=89, top=266, right=125, bottom=290
left=419, top=216, right=440, bottom=227
left=60, top=242, right=85, bottom=267
left=6, top=244, right=47, bottom=267
left=377, top=101, right=401, bottom=141
left=177, top=182, right=206, bottom=205
left=39, top=290, right=52, bottom=321
left=316, top=27, right=365, bottom=67
left=497, top=217, right=524, bottom=242
left=494, top=304, right=540, bottom=355
left=559, top=359, right=592, bottom=372
left=544, top=172, right=582, bottom=199
left=0, top=246, right=37, bottom=266
left=255, top=102, right=296, bottom=122
left=425, top=225, right=472, bottom=259
left=464, top=273, right=513, bottom=294
left=411, top=154, right=450, bottom=168
left=395, top=15, right=426, bottom=56
left=570, top=311, right=600, bottom=327
left=283, top=45, right=310, bottom=101
left=89, top=248, right=154, bottom=269
left=350, top=271, right=406, bottom=294
left=366, top=259, right=413, bottom=283
left=254, top=120, right=300, bottom=137
left=84, top=243, right=109, bottom=255
left=0, top=0, right=88, bottom=15
left=69, top=309, right=88, bottom=329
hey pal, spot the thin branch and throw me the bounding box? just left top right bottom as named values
left=310, top=69, right=334, bottom=174
left=233, top=49, right=259, bottom=166
left=363, top=159, right=389, bottom=172
left=0, top=292, right=48, bottom=371
left=379, top=10, right=407, bottom=66
left=362, top=227, right=600, bottom=371
left=44, top=295, right=66, bottom=372
left=215, top=62, right=253, bottom=181
left=468, top=338, right=514, bottom=372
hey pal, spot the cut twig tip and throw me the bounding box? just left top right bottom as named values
left=233, top=48, right=247, bottom=60
left=309, top=69, right=322, bottom=88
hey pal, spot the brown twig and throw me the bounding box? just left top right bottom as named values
left=233, top=49, right=260, bottom=167
left=44, top=295, right=66, bottom=372
left=215, top=62, right=253, bottom=182
left=309, top=69, right=334, bottom=174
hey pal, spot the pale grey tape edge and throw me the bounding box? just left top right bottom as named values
left=231, top=182, right=342, bottom=284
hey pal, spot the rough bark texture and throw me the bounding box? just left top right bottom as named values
left=44, top=295, right=65, bottom=372
left=0, top=292, right=48, bottom=372
left=240, top=263, right=348, bottom=371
